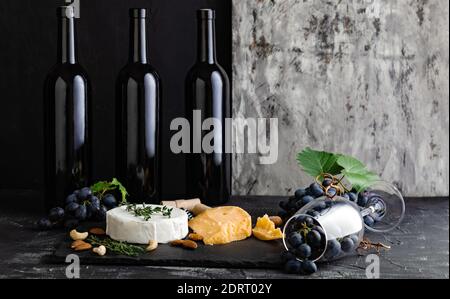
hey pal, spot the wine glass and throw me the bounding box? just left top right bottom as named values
left=357, top=180, right=406, bottom=233
left=282, top=181, right=405, bottom=262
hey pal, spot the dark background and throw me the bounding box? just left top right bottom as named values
left=0, top=0, right=232, bottom=205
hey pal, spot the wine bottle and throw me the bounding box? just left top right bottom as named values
left=185, top=9, right=231, bottom=205
left=44, top=6, right=91, bottom=210
left=116, top=8, right=161, bottom=203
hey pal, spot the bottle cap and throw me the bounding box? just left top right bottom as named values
left=130, top=8, right=148, bottom=18
left=57, top=6, right=75, bottom=19
left=197, top=9, right=215, bottom=20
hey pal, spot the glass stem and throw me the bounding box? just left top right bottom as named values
left=361, top=207, right=375, bottom=217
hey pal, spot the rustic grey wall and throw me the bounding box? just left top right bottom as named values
left=232, top=0, right=449, bottom=197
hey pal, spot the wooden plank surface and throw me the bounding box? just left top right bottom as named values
left=0, top=196, right=448, bottom=279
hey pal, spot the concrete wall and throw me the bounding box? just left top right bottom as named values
left=232, top=0, right=449, bottom=197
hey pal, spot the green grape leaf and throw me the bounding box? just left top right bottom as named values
left=336, top=155, right=380, bottom=192
left=111, top=178, right=129, bottom=205
left=296, top=148, right=344, bottom=178
left=91, top=178, right=129, bottom=204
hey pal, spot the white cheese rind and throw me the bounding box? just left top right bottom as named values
left=106, top=205, right=188, bottom=244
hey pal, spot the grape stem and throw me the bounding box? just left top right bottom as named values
left=358, top=238, right=391, bottom=254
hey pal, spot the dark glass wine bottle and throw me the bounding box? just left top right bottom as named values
left=185, top=9, right=231, bottom=205
left=116, top=8, right=161, bottom=204
left=44, top=6, right=91, bottom=210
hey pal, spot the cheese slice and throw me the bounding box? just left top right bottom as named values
left=252, top=214, right=283, bottom=241
left=188, top=206, right=252, bottom=245
left=106, top=205, right=188, bottom=244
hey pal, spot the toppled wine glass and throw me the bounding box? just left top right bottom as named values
left=282, top=180, right=405, bottom=262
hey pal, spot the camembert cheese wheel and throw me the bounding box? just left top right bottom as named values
left=106, top=205, right=189, bottom=244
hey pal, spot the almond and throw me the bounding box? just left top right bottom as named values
left=71, top=240, right=88, bottom=249
left=74, top=242, right=93, bottom=251
left=89, top=227, right=106, bottom=235
left=188, top=233, right=204, bottom=241
left=269, top=216, right=283, bottom=227
left=170, top=240, right=198, bottom=250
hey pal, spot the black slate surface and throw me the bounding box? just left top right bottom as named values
left=50, top=198, right=285, bottom=269
left=0, top=194, right=448, bottom=279
left=51, top=237, right=285, bottom=269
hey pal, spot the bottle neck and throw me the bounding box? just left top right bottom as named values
left=130, top=17, right=148, bottom=64
left=58, top=17, right=77, bottom=64
left=198, top=18, right=216, bottom=64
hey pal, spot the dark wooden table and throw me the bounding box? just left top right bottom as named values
left=0, top=193, right=448, bottom=279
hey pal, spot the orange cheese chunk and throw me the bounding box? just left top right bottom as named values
left=252, top=214, right=283, bottom=241
left=188, top=206, right=252, bottom=245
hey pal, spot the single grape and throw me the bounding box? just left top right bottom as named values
left=297, top=244, right=312, bottom=259
left=301, top=195, right=314, bottom=206
left=304, top=216, right=314, bottom=227
left=37, top=218, right=52, bottom=230
left=65, top=194, right=78, bottom=205
left=312, top=225, right=325, bottom=236
left=340, top=237, right=355, bottom=252
left=295, top=188, right=307, bottom=199
left=309, top=183, right=324, bottom=197
left=285, top=260, right=302, bottom=274
left=294, top=215, right=307, bottom=223
left=306, top=230, right=322, bottom=247
left=306, top=210, right=320, bottom=218
left=322, top=178, right=333, bottom=187
left=75, top=205, right=87, bottom=221
left=313, top=201, right=327, bottom=212
left=90, top=196, right=101, bottom=209
left=324, top=239, right=341, bottom=260
left=348, top=192, right=358, bottom=202
left=358, top=192, right=369, bottom=207
left=288, top=232, right=304, bottom=249
left=48, top=207, right=65, bottom=222
left=327, top=187, right=337, bottom=197
left=73, top=190, right=80, bottom=197
left=350, top=234, right=360, bottom=246
left=96, top=205, right=108, bottom=221
left=295, top=200, right=305, bottom=209
left=65, top=202, right=79, bottom=215
left=301, top=260, right=318, bottom=275
left=342, top=193, right=350, bottom=200
left=78, top=187, right=92, bottom=201
left=364, top=215, right=375, bottom=227
left=281, top=251, right=296, bottom=262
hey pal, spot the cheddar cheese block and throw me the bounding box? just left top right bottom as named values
left=188, top=206, right=252, bottom=245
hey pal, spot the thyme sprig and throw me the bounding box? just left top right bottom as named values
left=87, top=236, right=145, bottom=257
left=126, top=204, right=173, bottom=221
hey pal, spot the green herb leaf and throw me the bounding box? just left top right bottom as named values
left=336, top=155, right=380, bottom=192
left=91, top=178, right=129, bottom=204
left=296, top=148, right=344, bottom=178
left=126, top=204, right=173, bottom=221
left=87, top=236, right=145, bottom=257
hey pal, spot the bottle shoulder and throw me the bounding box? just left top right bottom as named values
left=118, top=63, right=161, bottom=82
left=45, top=63, right=90, bottom=83
left=187, top=62, right=229, bottom=83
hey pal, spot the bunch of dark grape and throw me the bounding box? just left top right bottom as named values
left=281, top=215, right=325, bottom=275
left=278, top=182, right=326, bottom=221
left=279, top=178, right=381, bottom=228
left=37, top=187, right=118, bottom=230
